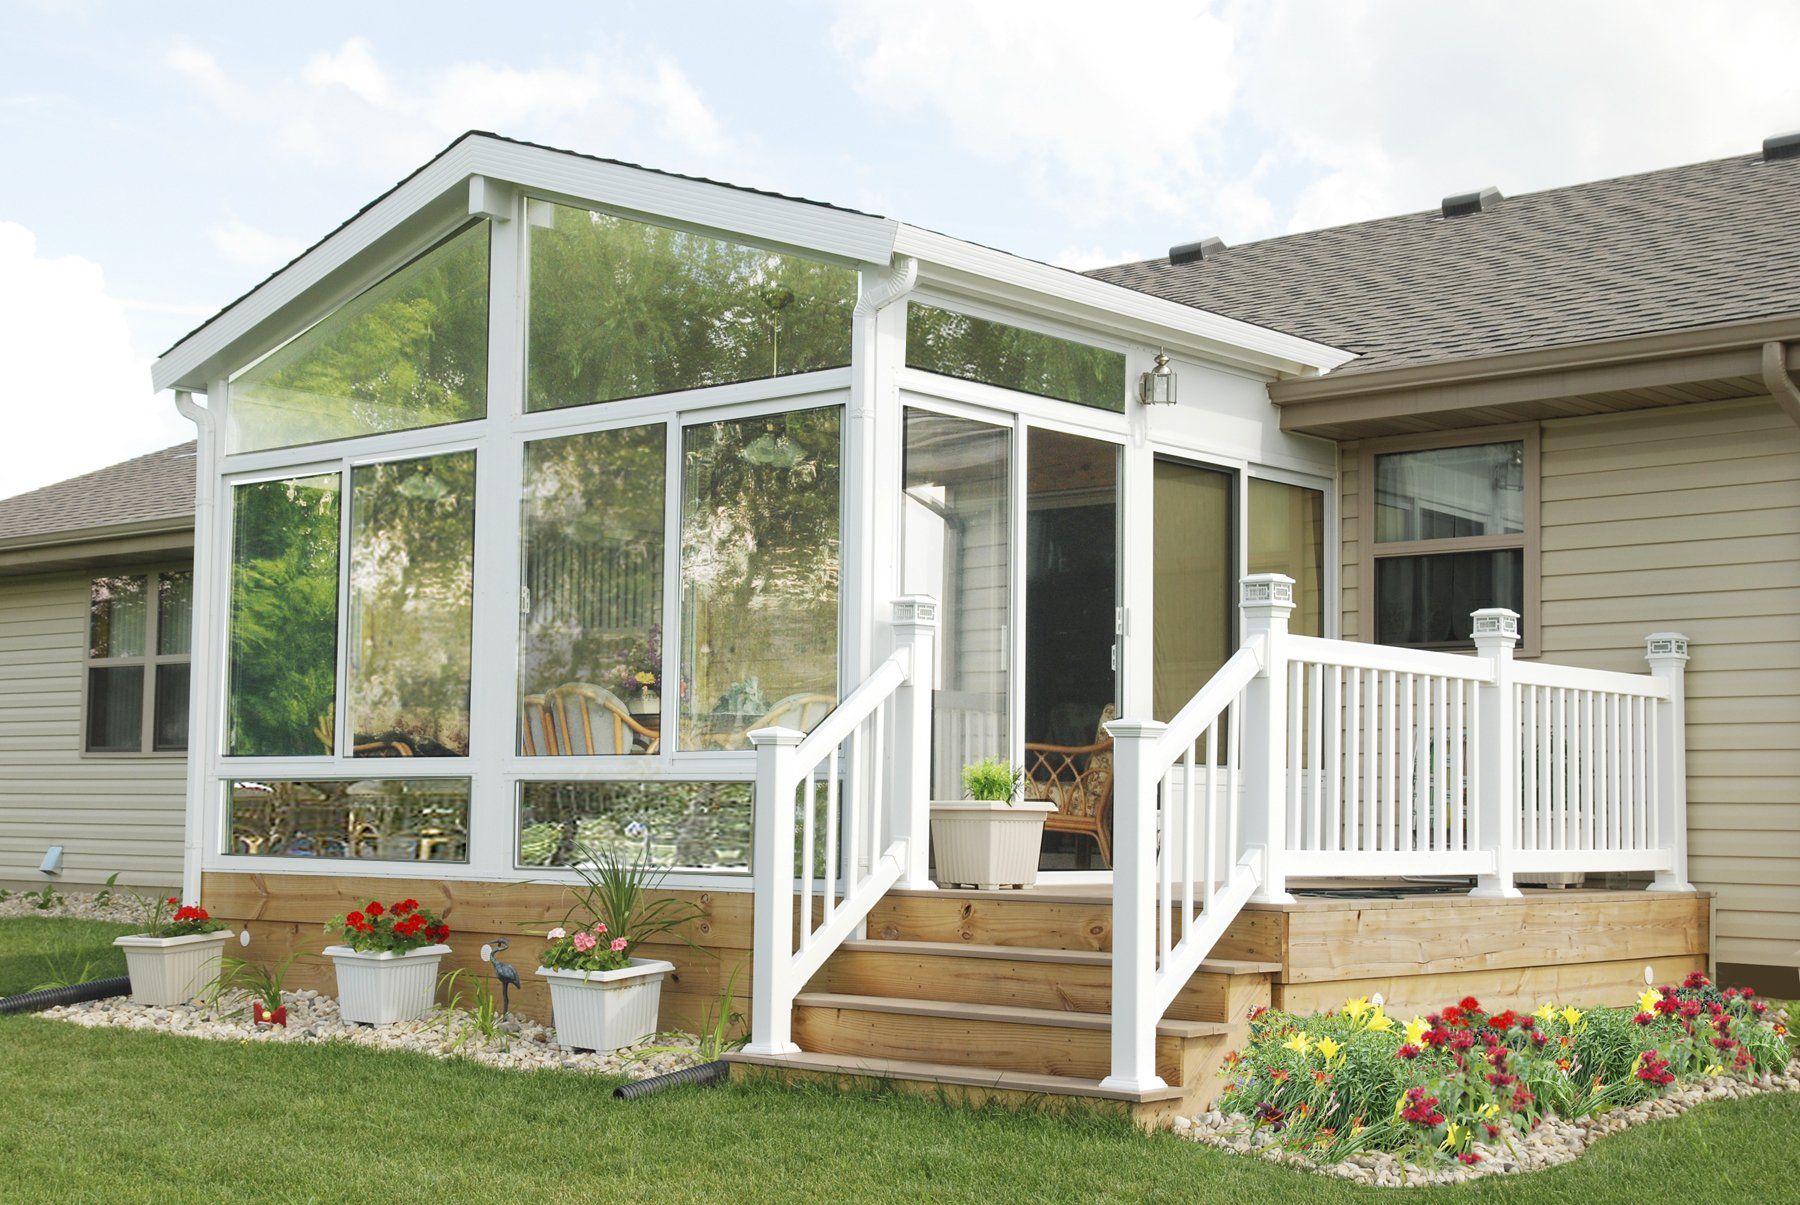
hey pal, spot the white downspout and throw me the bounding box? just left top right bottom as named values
left=173, top=389, right=214, bottom=905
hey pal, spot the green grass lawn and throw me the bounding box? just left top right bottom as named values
left=1, top=918, right=1795, bottom=1204
left=0, top=916, right=135, bottom=995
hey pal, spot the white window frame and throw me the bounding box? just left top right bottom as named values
left=81, top=563, right=193, bottom=758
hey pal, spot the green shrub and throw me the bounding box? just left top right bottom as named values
left=961, top=758, right=1022, bottom=803
left=1219, top=972, right=1788, bottom=1168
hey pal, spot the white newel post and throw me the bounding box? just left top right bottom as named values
left=1645, top=633, right=1694, bottom=893
left=890, top=595, right=939, bottom=889
left=745, top=725, right=804, bottom=1055
left=1470, top=608, right=1522, bottom=899
left=1240, top=573, right=1295, bottom=904
left=1102, top=718, right=1169, bottom=1093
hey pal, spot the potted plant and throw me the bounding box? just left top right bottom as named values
left=113, top=896, right=233, bottom=1006
left=930, top=758, right=1056, bottom=889
left=322, top=898, right=450, bottom=1025
left=536, top=847, right=701, bottom=1051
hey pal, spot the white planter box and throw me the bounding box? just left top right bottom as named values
left=324, top=944, right=450, bottom=1025
left=114, top=930, right=234, bottom=1007
left=930, top=799, right=1056, bottom=890
left=538, top=958, right=675, bottom=1051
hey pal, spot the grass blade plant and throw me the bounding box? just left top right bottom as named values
left=556, top=844, right=706, bottom=960
left=961, top=758, right=1022, bottom=803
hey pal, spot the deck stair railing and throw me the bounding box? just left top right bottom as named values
left=743, top=596, right=937, bottom=1056
left=1104, top=573, right=1692, bottom=1091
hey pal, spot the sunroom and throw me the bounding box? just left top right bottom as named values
left=154, top=133, right=1348, bottom=898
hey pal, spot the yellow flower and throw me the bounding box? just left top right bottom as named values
left=1481, top=1102, right=1501, bottom=1119
left=1441, top=1122, right=1465, bottom=1150
left=1342, top=997, right=1373, bottom=1023
left=1560, top=1006, right=1585, bottom=1029
left=1404, top=1017, right=1431, bottom=1047
left=1638, top=989, right=1661, bottom=1013
left=1316, top=1036, right=1343, bottom=1060
left=1535, top=1003, right=1557, bottom=1022
left=635, top=671, right=656, bottom=685
left=1284, top=1032, right=1312, bottom=1056
left=1365, top=1010, right=1394, bottom=1033
left=1706, top=1065, right=1723, bottom=1077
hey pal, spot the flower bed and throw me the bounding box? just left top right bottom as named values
left=1184, top=975, right=1796, bottom=1185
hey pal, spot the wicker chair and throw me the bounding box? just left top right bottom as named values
left=529, top=683, right=659, bottom=756
left=1024, top=703, right=1116, bottom=867
left=754, top=692, right=838, bottom=733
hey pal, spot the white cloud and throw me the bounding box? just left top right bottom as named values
left=165, top=37, right=744, bottom=182
left=208, top=216, right=308, bottom=275
left=829, top=0, right=1800, bottom=244
left=0, top=223, right=189, bottom=500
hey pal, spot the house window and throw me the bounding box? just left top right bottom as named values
left=518, top=423, right=666, bottom=756
left=227, top=222, right=490, bottom=454
left=526, top=202, right=857, bottom=413
left=226, top=473, right=342, bottom=756
left=678, top=406, right=842, bottom=750
left=905, top=303, right=1128, bottom=413
left=517, top=781, right=752, bottom=870
left=1249, top=478, right=1325, bottom=638
left=85, top=570, right=192, bottom=753
left=1367, top=432, right=1536, bottom=648
left=227, top=779, right=469, bottom=861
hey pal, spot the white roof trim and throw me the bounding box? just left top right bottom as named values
left=153, top=133, right=1351, bottom=393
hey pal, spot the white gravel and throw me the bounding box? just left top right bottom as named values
left=0, top=888, right=145, bottom=924
left=1175, top=1056, right=1800, bottom=1186
left=39, top=988, right=708, bottom=1080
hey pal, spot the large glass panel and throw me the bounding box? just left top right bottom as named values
left=156, top=570, right=193, bottom=655
left=527, top=202, right=856, bottom=413
left=85, top=665, right=143, bottom=752
left=1152, top=459, right=1234, bottom=723
left=88, top=575, right=146, bottom=658
left=517, top=781, right=753, bottom=870
left=1375, top=441, right=1524, bottom=542
left=226, top=474, right=341, bottom=756
left=1376, top=550, right=1524, bottom=646
left=227, top=779, right=470, bottom=861
left=519, top=424, right=666, bottom=756
left=1249, top=478, right=1325, bottom=638
left=906, top=303, right=1128, bottom=413
left=1026, top=429, right=1120, bottom=871
left=679, top=407, right=841, bottom=750
left=902, top=409, right=1011, bottom=797
left=227, top=223, right=490, bottom=453
left=153, top=663, right=190, bottom=752
left=348, top=451, right=476, bottom=757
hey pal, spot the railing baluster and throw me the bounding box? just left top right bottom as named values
left=825, top=746, right=840, bottom=921
left=1205, top=722, right=1218, bottom=904
left=1382, top=671, right=1397, bottom=851
left=1227, top=695, right=1242, bottom=861
left=1346, top=666, right=1361, bottom=852
left=1326, top=666, right=1343, bottom=853
left=1183, top=744, right=1196, bottom=937
left=1287, top=661, right=1303, bottom=849
left=1365, top=668, right=1379, bottom=853
left=1308, top=663, right=1323, bottom=851
left=1451, top=678, right=1466, bottom=851
left=1159, top=768, right=1173, bottom=968
left=799, top=771, right=817, bottom=950
left=844, top=728, right=861, bottom=892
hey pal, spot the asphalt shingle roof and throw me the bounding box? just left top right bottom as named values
left=0, top=442, right=195, bottom=546
left=1087, top=151, right=1800, bottom=375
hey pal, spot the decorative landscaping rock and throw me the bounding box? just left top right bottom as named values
left=0, top=889, right=142, bottom=924
left=36, top=989, right=706, bottom=1081
left=1176, top=1056, right=1800, bottom=1186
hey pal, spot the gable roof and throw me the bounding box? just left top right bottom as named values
left=1087, top=151, right=1800, bottom=377
left=0, top=442, right=196, bottom=550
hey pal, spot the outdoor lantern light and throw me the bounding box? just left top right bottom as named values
left=1139, top=351, right=1177, bottom=405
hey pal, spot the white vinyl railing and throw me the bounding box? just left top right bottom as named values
left=1104, top=573, right=1692, bottom=1090
left=743, top=596, right=937, bottom=1056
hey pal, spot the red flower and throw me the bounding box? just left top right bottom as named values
left=1517, top=1016, right=1535, bottom=1031
left=1458, top=996, right=1482, bottom=1012
left=1632, top=1011, right=1654, bottom=1026
left=346, top=910, right=365, bottom=928
left=365, top=901, right=385, bottom=917
left=1741, top=987, right=1756, bottom=999
left=427, top=923, right=449, bottom=943
left=166, top=896, right=179, bottom=906
left=1457, top=1152, right=1481, bottom=1166
left=1683, top=970, right=1710, bottom=989
left=1395, top=1044, right=1421, bottom=1060
left=394, top=898, right=419, bottom=915
left=1654, top=996, right=1680, bottom=1016
left=1488, top=1010, right=1518, bottom=1031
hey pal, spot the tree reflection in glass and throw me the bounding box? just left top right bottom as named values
left=679, top=407, right=841, bottom=750
left=348, top=451, right=476, bottom=757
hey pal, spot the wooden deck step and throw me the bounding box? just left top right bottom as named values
left=810, top=939, right=1274, bottom=1024
left=725, top=1049, right=1188, bottom=1105
left=790, top=991, right=1230, bottom=1083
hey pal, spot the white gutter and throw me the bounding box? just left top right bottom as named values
left=172, top=389, right=214, bottom=906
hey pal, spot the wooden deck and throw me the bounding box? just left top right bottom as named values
left=201, top=871, right=1709, bottom=1126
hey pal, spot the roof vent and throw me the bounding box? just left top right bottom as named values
left=1441, top=187, right=1502, bottom=218
left=1168, top=236, right=1227, bottom=266
left=1763, top=130, right=1800, bottom=161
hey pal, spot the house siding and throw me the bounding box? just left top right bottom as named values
left=1340, top=397, right=1800, bottom=974
left=0, top=569, right=185, bottom=890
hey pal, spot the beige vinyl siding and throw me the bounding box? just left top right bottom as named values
left=0, top=569, right=185, bottom=890
left=1339, top=397, right=1800, bottom=972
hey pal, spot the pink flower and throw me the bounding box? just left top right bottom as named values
left=592, top=921, right=608, bottom=935
left=610, top=937, right=628, bottom=953
left=546, top=927, right=566, bottom=940
left=571, top=931, right=597, bottom=953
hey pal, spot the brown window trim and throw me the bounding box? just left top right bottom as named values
left=1356, top=423, right=1541, bottom=657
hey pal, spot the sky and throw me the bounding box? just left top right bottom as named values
left=2, top=0, right=1798, bottom=499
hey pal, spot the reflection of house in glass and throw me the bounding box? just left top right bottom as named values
left=230, top=780, right=469, bottom=862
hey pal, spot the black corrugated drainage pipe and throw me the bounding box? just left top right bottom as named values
left=0, top=975, right=131, bottom=1015
left=612, top=1059, right=731, bottom=1100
